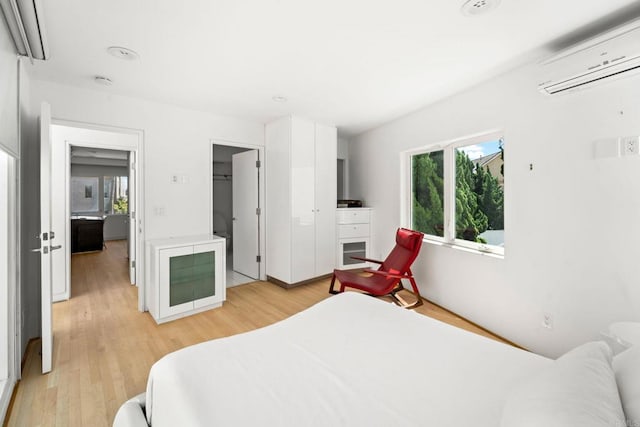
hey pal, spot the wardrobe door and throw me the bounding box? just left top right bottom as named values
left=314, top=123, right=337, bottom=276
left=290, top=117, right=316, bottom=282
left=265, top=116, right=293, bottom=282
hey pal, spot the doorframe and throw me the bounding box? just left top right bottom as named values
left=53, top=119, right=146, bottom=311
left=210, top=139, right=266, bottom=281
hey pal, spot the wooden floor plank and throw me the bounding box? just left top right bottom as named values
left=6, top=240, right=508, bottom=426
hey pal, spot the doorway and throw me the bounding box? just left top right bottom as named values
left=69, top=146, right=131, bottom=291
left=211, top=141, right=265, bottom=286
left=49, top=122, right=143, bottom=306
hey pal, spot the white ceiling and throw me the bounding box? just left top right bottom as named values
left=28, top=0, right=640, bottom=136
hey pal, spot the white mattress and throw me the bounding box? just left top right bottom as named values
left=145, top=292, right=551, bottom=426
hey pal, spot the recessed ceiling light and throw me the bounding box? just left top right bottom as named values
left=107, top=46, right=140, bottom=60
left=272, top=95, right=287, bottom=103
left=461, top=0, right=501, bottom=16
left=94, top=76, right=113, bottom=86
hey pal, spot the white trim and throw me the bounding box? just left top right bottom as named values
left=51, top=119, right=146, bottom=311
left=15, top=60, right=22, bottom=382
left=210, top=139, right=267, bottom=281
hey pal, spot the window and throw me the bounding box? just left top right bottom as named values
left=409, top=132, right=504, bottom=254
left=104, top=176, right=128, bottom=214
left=411, top=150, right=444, bottom=237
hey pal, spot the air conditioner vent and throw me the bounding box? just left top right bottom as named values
left=0, top=0, right=49, bottom=61
left=538, top=19, right=640, bottom=95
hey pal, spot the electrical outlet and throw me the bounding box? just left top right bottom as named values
left=542, top=313, right=553, bottom=330
left=620, top=136, right=640, bottom=156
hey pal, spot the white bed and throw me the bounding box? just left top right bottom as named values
left=114, top=292, right=636, bottom=427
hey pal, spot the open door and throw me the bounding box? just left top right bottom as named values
left=232, top=150, right=260, bottom=279
left=128, top=152, right=136, bottom=284
left=38, top=102, right=55, bottom=374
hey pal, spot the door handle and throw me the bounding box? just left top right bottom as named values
left=32, top=247, right=49, bottom=254
left=50, top=245, right=62, bottom=251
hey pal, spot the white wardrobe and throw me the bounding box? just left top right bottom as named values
left=266, top=116, right=337, bottom=286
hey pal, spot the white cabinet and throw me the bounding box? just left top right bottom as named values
left=336, top=208, right=372, bottom=269
left=266, top=116, right=337, bottom=285
left=147, top=235, right=226, bottom=324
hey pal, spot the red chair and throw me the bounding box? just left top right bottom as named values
left=329, top=228, right=425, bottom=309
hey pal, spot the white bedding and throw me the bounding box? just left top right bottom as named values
left=139, top=292, right=550, bottom=426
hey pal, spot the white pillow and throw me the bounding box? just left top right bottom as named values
left=609, top=322, right=640, bottom=346
left=501, top=341, right=625, bottom=427
left=608, top=322, right=640, bottom=426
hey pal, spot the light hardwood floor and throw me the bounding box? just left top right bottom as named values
left=6, top=240, right=507, bottom=426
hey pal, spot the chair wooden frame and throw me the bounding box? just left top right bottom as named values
left=329, top=228, right=424, bottom=309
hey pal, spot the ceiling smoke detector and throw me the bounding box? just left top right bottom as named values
left=461, top=0, right=501, bottom=16
left=107, top=46, right=140, bottom=60
left=272, top=95, right=288, bottom=103
left=94, top=76, right=113, bottom=86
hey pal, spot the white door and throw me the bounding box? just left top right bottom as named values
left=314, top=123, right=337, bottom=276
left=39, top=102, right=55, bottom=374
left=128, top=152, right=136, bottom=284
left=290, top=117, right=316, bottom=282
left=231, top=150, right=260, bottom=279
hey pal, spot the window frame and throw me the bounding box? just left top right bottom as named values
left=103, top=175, right=129, bottom=215
left=403, top=129, right=504, bottom=257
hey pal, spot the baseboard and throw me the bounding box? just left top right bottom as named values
left=0, top=378, right=16, bottom=427
left=421, top=298, right=526, bottom=350
left=267, top=274, right=333, bottom=289
left=3, top=338, right=39, bottom=425
left=104, top=236, right=127, bottom=241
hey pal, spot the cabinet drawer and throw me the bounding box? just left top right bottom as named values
left=338, top=223, right=369, bottom=238
left=337, top=209, right=370, bottom=224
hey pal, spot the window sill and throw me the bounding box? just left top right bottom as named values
left=423, top=238, right=504, bottom=259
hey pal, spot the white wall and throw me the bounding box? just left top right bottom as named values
left=29, top=80, right=265, bottom=240
left=349, top=64, right=640, bottom=357
left=337, top=137, right=349, bottom=199
left=337, top=137, right=349, bottom=160
left=21, top=80, right=264, bottom=353
left=0, top=22, right=18, bottom=157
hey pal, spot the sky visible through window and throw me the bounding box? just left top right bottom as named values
left=458, top=140, right=501, bottom=160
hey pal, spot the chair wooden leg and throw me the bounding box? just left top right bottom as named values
left=407, top=271, right=422, bottom=296
left=329, top=273, right=340, bottom=294
left=389, top=279, right=423, bottom=309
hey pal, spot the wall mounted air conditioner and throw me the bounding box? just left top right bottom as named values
left=0, top=0, right=48, bottom=61
left=538, top=19, right=640, bottom=95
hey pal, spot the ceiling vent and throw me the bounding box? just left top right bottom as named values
left=538, top=19, right=640, bottom=95
left=0, top=0, right=49, bottom=61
